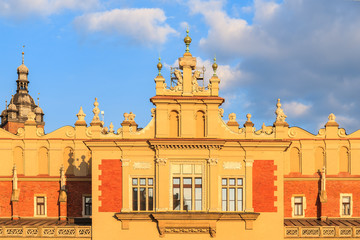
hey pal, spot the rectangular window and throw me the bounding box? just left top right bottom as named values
left=84, top=196, right=92, bottom=216
left=294, top=196, right=303, bottom=216
left=342, top=196, right=351, bottom=216
left=221, top=178, right=243, bottom=211
left=132, top=177, right=154, bottom=211
left=172, top=177, right=202, bottom=211
left=36, top=197, right=46, bottom=216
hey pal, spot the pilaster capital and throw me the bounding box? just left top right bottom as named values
left=121, top=159, right=131, bottom=167
left=155, top=158, right=167, bottom=166
left=207, top=158, right=218, bottom=166
left=244, top=159, right=254, bottom=167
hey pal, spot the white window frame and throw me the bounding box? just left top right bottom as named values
left=221, top=177, right=244, bottom=212
left=130, top=176, right=154, bottom=212
left=340, top=193, right=353, bottom=217
left=82, top=195, right=92, bottom=217
left=34, top=195, right=47, bottom=217
left=291, top=195, right=306, bottom=218
left=170, top=163, right=205, bottom=211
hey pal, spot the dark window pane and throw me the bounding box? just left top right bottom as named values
left=148, top=188, right=153, bottom=211
left=132, top=188, right=138, bottom=211
left=132, top=178, right=138, bottom=186
left=140, top=188, right=146, bottom=210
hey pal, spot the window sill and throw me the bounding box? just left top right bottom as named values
left=114, top=211, right=260, bottom=238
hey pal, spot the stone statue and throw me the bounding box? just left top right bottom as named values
left=174, top=69, right=183, bottom=91
left=192, top=70, right=201, bottom=92
left=275, top=99, right=287, bottom=123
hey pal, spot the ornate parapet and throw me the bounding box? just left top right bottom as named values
left=0, top=225, right=91, bottom=238
left=284, top=226, right=360, bottom=238
left=115, top=212, right=260, bottom=238
left=284, top=218, right=360, bottom=238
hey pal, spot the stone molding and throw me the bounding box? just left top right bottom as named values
left=207, top=158, right=218, bottom=166
left=115, top=212, right=260, bottom=237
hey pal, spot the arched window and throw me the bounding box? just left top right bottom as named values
left=196, top=111, right=205, bottom=138
left=290, top=147, right=300, bottom=173
left=38, top=147, right=49, bottom=175
left=314, top=147, right=325, bottom=172
left=63, top=147, right=74, bottom=176
left=13, top=147, right=24, bottom=175
left=169, top=111, right=179, bottom=138
left=339, top=146, right=349, bottom=173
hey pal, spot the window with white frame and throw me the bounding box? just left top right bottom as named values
left=340, top=194, right=352, bottom=217
left=132, top=178, right=154, bottom=211
left=83, top=196, right=92, bottom=217
left=34, top=196, right=47, bottom=216
left=294, top=197, right=303, bottom=216
left=171, top=164, right=203, bottom=211
left=221, top=178, right=243, bottom=211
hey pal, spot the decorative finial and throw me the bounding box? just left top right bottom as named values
left=328, top=113, right=336, bottom=122
left=37, top=93, right=40, bottom=106
left=212, top=56, right=218, bottom=76
left=157, top=57, right=162, bottom=76
left=275, top=98, right=287, bottom=123
left=11, top=95, right=14, bottom=104
left=22, top=45, right=25, bottom=65
left=228, top=113, right=236, bottom=122
left=76, top=106, right=86, bottom=121
left=246, top=113, right=252, bottom=122
left=5, top=100, right=7, bottom=109
left=91, top=98, right=102, bottom=126
left=184, top=29, right=192, bottom=53
left=109, top=122, right=114, bottom=133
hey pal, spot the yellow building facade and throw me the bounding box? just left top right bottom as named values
left=0, top=32, right=360, bottom=239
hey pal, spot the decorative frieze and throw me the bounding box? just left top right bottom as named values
left=133, top=162, right=151, bottom=169
left=223, top=162, right=242, bottom=170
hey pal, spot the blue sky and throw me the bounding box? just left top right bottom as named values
left=1, top=0, right=360, bottom=134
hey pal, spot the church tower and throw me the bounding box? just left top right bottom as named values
left=0, top=51, right=44, bottom=134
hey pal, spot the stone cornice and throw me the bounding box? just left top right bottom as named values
left=115, top=212, right=260, bottom=237
left=148, top=139, right=226, bottom=150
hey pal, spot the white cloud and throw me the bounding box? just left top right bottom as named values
left=253, top=0, right=279, bottom=22
left=73, top=8, right=177, bottom=45
left=283, top=101, right=311, bottom=117
left=0, top=0, right=100, bottom=18
left=187, top=0, right=360, bottom=133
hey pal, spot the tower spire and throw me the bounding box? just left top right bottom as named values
left=184, top=29, right=192, bottom=53
left=22, top=49, right=24, bottom=65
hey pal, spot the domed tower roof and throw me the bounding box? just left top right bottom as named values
left=0, top=50, right=45, bottom=133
